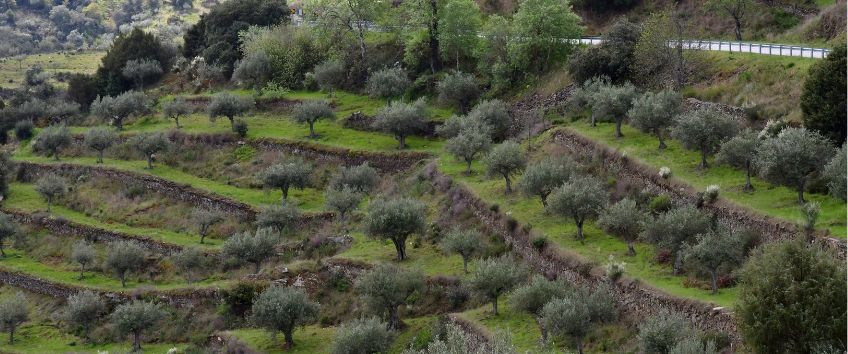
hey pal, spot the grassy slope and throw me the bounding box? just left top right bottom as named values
left=334, top=232, right=469, bottom=277
left=1, top=322, right=187, bottom=354
left=0, top=52, right=104, bottom=89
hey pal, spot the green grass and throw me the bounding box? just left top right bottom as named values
left=334, top=232, right=470, bottom=277
left=0, top=51, right=104, bottom=89
left=563, top=121, right=847, bottom=238
left=458, top=299, right=542, bottom=352
left=0, top=322, right=187, bottom=354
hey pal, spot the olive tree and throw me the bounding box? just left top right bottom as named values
left=823, top=144, right=846, bottom=200
left=737, top=240, right=846, bottom=353
left=331, top=317, right=394, bottom=354
left=541, top=286, right=616, bottom=354
left=592, top=82, right=638, bottom=138
left=640, top=206, right=711, bottom=275
left=313, top=60, right=346, bottom=93
left=436, top=113, right=491, bottom=139
left=71, top=241, right=95, bottom=279
left=683, top=225, right=745, bottom=294
left=466, top=255, right=526, bottom=315
left=83, top=127, right=118, bottom=163
left=110, top=300, right=165, bottom=352
left=292, top=100, right=335, bottom=138
left=441, top=228, right=482, bottom=273
left=207, top=92, right=253, bottom=131
left=628, top=89, right=682, bottom=149
left=34, top=125, right=71, bottom=160
left=0, top=292, right=27, bottom=344
left=569, top=76, right=609, bottom=127
left=191, top=207, right=224, bottom=244
left=0, top=213, right=17, bottom=257
left=328, top=163, right=379, bottom=193
left=364, top=197, right=426, bottom=261
left=597, top=198, right=648, bottom=255
left=232, top=51, right=271, bottom=94
left=371, top=99, right=428, bottom=149
left=467, top=99, right=511, bottom=141
left=324, top=186, right=363, bottom=227
left=446, top=126, right=491, bottom=175
left=260, top=161, right=312, bottom=202
left=221, top=228, right=278, bottom=274
left=162, top=96, right=192, bottom=128
left=90, top=91, right=150, bottom=131
left=547, top=175, right=608, bottom=241
left=756, top=127, right=836, bottom=203
left=35, top=173, right=67, bottom=212
left=638, top=309, right=693, bottom=354
left=366, top=67, right=410, bottom=101
left=63, top=290, right=104, bottom=342
left=251, top=286, right=319, bottom=349
left=356, top=264, right=424, bottom=329
left=715, top=129, right=761, bottom=191
left=671, top=108, right=738, bottom=169
left=483, top=141, right=526, bottom=194
left=256, top=204, right=301, bottom=235
left=122, top=58, right=163, bottom=89
left=510, top=275, right=571, bottom=315
left=173, top=247, right=207, bottom=284
left=518, top=157, right=576, bottom=207
left=104, top=240, right=146, bottom=287
left=128, top=132, right=170, bottom=169
left=437, top=71, right=479, bottom=113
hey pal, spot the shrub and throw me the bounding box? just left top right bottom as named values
left=509, top=274, right=570, bottom=315
left=801, top=43, right=845, bottom=145
left=658, top=166, right=671, bottom=179
left=703, top=185, right=720, bottom=204
left=823, top=144, right=847, bottom=200
left=605, top=255, right=626, bottom=282
left=649, top=194, right=672, bottom=214
left=638, top=309, right=693, bottom=354
left=13, top=120, right=32, bottom=140
left=531, top=236, right=547, bottom=250
left=540, top=285, right=617, bottom=352
left=331, top=317, right=394, bottom=354
left=437, top=71, right=479, bottom=113
left=313, top=60, right=346, bottom=92
left=34, top=125, right=71, bottom=161
left=356, top=264, right=424, bottom=329
left=367, top=67, right=410, bottom=101
left=233, top=119, right=248, bottom=138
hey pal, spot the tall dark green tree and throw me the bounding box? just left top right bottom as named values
left=800, top=44, right=846, bottom=145
left=96, top=28, right=171, bottom=96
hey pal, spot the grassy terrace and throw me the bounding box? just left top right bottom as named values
left=0, top=322, right=186, bottom=354
left=0, top=51, right=104, bottom=89
left=334, top=232, right=469, bottom=277
left=562, top=121, right=847, bottom=238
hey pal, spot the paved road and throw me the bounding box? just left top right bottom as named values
left=580, top=37, right=831, bottom=59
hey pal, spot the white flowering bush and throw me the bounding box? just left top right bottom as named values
left=704, top=184, right=720, bottom=204
left=659, top=166, right=672, bottom=179
left=605, top=255, right=626, bottom=282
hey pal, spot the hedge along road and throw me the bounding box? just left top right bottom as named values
left=578, top=37, right=832, bottom=58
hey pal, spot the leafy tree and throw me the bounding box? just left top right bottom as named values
left=324, top=186, right=363, bottom=227
left=597, top=198, right=648, bottom=255
left=705, top=0, right=754, bottom=40
left=173, top=247, right=207, bottom=284
left=67, top=74, right=100, bottom=109
left=592, top=83, right=638, bottom=138
left=104, top=240, right=146, bottom=287
left=800, top=43, right=846, bottom=145
left=96, top=28, right=171, bottom=95
left=364, top=197, right=426, bottom=261
left=34, top=125, right=71, bottom=161
left=63, top=291, right=105, bottom=342
left=110, top=300, right=165, bottom=352
left=568, top=19, right=641, bottom=84
left=518, top=157, right=576, bottom=207
left=308, top=0, right=385, bottom=65
left=671, top=108, right=738, bottom=169
left=121, top=58, right=163, bottom=89
left=437, top=113, right=492, bottom=140
left=483, top=141, right=526, bottom=194
left=35, top=173, right=67, bottom=213
left=356, top=264, right=424, bottom=329
left=0, top=292, right=27, bottom=344
left=508, top=0, right=583, bottom=74
left=628, top=89, right=682, bottom=149
left=736, top=240, right=846, bottom=353
left=328, top=163, right=379, bottom=193
left=437, top=71, right=479, bottom=113
left=822, top=144, right=846, bottom=200
left=366, top=67, right=410, bottom=101
left=372, top=99, right=428, bottom=149
left=441, top=228, right=482, bottom=273
left=84, top=127, right=118, bottom=164
left=638, top=309, right=693, bottom=354
left=756, top=127, right=835, bottom=203
left=641, top=206, right=711, bottom=275
left=292, top=100, right=335, bottom=138
left=128, top=132, right=170, bottom=169
left=467, top=99, right=511, bottom=141
left=47, top=100, right=81, bottom=125
left=260, top=161, right=312, bottom=202
left=446, top=126, right=491, bottom=175
left=547, top=175, right=608, bottom=241
left=438, top=0, right=481, bottom=68
left=331, top=317, right=395, bottom=354
left=71, top=241, right=95, bottom=280
left=568, top=76, right=610, bottom=127
left=540, top=286, right=616, bottom=354
left=313, top=60, right=347, bottom=93
left=221, top=228, right=278, bottom=274
left=207, top=92, right=254, bottom=131
left=509, top=275, right=571, bottom=315
left=466, top=255, right=526, bottom=315
left=256, top=204, right=301, bottom=235
left=162, top=97, right=192, bottom=129
left=232, top=51, right=271, bottom=94
left=191, top=208, right=225, bottom=244
left=683, top=225, right=745, bottom=294
left=0, top=212, right=17, bottom=257
left=89, top=91, right=150, bottom=131
left=715, top=129, right=761, bottom=191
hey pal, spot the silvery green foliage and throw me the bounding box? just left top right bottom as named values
left=372, top=98, right=428, bottom=149
left=509, top=274, right=571, bottom=315
left=103, top=240, right=146, bottom=287
left=260, top=161, right=312, bottom=202
left=715, top=129, right=760, bottom=191
left=367, top=67, right=410, bottom=100
left=569, top=76, right=609, bottom=112
left=256, top=203, right=300, bottom=235
left=221, top=227, right=278, bottom=274
left=446, top=125, right=492, bottom=174
left=628, top=89, right=682, bottom=149
left=356, top=264, right=424, bottom=329
left=34, top=125, right=71, bottom=161
left=756, top=127, right=835, bottom=203
left=540, top=285, right=616, bottom=353
left=314, top=60, right=347, bottom=93
left=63, top=291, right=105, bottom=341
left=671, top=108, right=738, bottom=169
left=467, top=99, right=511, bottom=141
left=668, top=336, right=718, bottom=354
left=638, top=309, right=693, bottom=354
left=47, top=99, right=81, bottom=124
left=437, top=71, right=480, bottom=113
left=466, top=255, right=526, bottom=315
left=84, top=127, right=118, bottom=163
left=110, top=300, right=165, bottom=352
left=402, top=322, right=517, bottom=354
left=121, top=58, right=163, bottom=89
left=90, top=90, right=150, bottom=130
left=822, top=144, right=846, bottom=200
left=483, top=141, right=526, bottom=193
left=547, top=175, right=608, bottom=241
left=518, top=157, right=577, bottom=207
left=0, top=212, right=18, bottom=257
left=0, top=292, right=28, bottom=344
left=330, top=317, right=394, bottom=354
left=592, top=82, right=638, bottom=137
left=597, top=198, right=648, bottom=255
left=328, top=163, right=379, bottom=193
left=441, top=228, right=483, bottom=273
left=173, top=247, right=207, bottom=284
left=231, top=51, right=271, bottom=92
left=162, top=96, right=192, bottom=128
left=364, top=197, right=426, bottom=261
left=71, top=241, right=95, bottom=279
left=35, top=173, right=67, bottom=213
left=437, top=113, right=492, bottom=139
left=128, top=132, right=170, bottom=169
left=206, top=92, right=253, bottom=129
left=683, top=224, right=745, bottom=294
left=641, top=205, right=711, bottom=275
left=324, top=185, right=363, bottom=225
left=292, top=100, right=335, bottom=138
left=801, top=202, right=821, bottom=234
left=191, top=208, right=225, bottom=244
left=703, top=185, right=720, bottom=204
